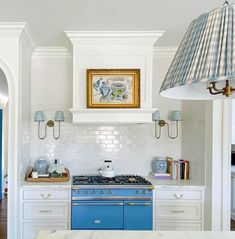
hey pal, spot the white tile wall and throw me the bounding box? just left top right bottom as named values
left=30, top=121, right=182, bottom=176
left=30, top=49, right=182, bottom=176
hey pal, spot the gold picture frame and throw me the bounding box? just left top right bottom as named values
left=87, top=69, right=140, bottom=108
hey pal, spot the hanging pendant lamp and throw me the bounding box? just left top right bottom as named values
left=160, top=1, right=235, bottom=100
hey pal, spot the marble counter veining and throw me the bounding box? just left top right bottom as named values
left=36, top=230, right=235, bottom=239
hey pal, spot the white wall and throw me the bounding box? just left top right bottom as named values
left=182, top=101, right=206, bottom=184
left=30, top=48, right=182, bottom=176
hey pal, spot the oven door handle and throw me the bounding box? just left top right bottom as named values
left=72, top=202, right=124, bottom=206
left=126, top=202, right=152, bottom=206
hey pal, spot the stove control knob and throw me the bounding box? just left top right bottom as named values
left=92, top=190, right=97, bottom=194
left=101, top=190, right=105, bottom=194
left=136, top=190, right=141, bottom=194
left=143, top=190, right=147, bottom=194
left=108, top=190, right=113, bottom=194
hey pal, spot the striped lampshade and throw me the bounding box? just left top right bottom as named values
left=160, top=3, right=235, bottom=100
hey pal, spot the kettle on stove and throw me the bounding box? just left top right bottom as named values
left=98, top=160, right=115, bottom=178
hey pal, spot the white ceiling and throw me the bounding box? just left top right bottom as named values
left=0, top=0, right=225, bottom=47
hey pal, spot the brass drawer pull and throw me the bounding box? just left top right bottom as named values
left=173, top=194, right=183, bottom=200
left=171, top=210, right=185, bottom=213
left=40, top=193, right=51, bottom=199
left=128, top=202, right=151, bottom=206
left=39, top=209, right=52, bottom=213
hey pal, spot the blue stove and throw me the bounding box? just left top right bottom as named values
left=71, top=175, right=154, bottom=230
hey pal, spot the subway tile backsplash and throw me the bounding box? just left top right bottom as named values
left=30, top=122, right=182, bottom=176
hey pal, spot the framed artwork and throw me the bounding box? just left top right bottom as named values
left=87, top=69, right=140, bottom=108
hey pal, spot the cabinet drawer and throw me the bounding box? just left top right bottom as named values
left=23, top=222, right=68, bottom=239
left=23, top=202, right=68, bottom=220
left=156, top=202, right=202, bottom=220
left=23, top=189, right=70, bottom=201
left=155, top=222, right=202, bottom=231
left=155, top=189, right=202, bottom=201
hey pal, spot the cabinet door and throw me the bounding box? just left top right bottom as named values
left=72, top=201, right=123, bottom=229
left=124, top=201, right=152, bottom=230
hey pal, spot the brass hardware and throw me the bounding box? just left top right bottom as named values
left=207, top=80, right=235, bottom=97
left=173, top=194, right=183, bottom=200
left=40, top=193, right=51, bottom=199
left=128, top=202, right=151, bottom=206
left=158, top=120, right=166, bottom=127
left=171, top=210, right=185, bottom=213
left=39, top=209, right=52, bottom=213
left=224, top=0, right=229, bottom=6
left=47, top=120, right=54, bottom=127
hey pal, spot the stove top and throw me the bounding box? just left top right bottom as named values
left=72, top=175, right=152, bottom=186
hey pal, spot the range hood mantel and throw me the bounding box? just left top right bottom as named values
left=65, top=31, right=164, bottom=124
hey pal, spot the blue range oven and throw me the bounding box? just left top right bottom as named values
left=71, top=176, right=154, bottom=231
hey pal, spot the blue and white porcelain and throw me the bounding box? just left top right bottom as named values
left=152, top=157, right=167, bottom=174
left=35, top=157, right=49, bottom=174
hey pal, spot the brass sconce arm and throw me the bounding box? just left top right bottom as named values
left=53, top=121, right=61, bottom=140
left=38, top=121, right=47, bottom=140
left=153, top=111, right=181, bottom=140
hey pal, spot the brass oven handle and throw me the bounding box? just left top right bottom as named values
left=171, top=210, right=185, bottom=213
left=40, top=193, right=51, bottom=199
left=173, top=194, right=183, bottom=200
left=127, top=202, right=151, bottom=206
left=39, top=209, right=52, bottom=213
left=72, top=203, right=124, bottom=206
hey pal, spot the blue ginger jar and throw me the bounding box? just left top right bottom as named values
left=152, top=157, right=167, bottom=174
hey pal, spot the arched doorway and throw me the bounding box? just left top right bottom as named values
left=0, top=58, right=18, bottom=239
left=0, top=68, right=9, bottom=238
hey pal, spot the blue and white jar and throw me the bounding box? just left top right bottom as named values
left=152, top=157, right=167, bottom=174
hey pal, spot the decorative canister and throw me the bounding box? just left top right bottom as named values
left=152, top=157, right=167, bottom=174
left=34, top=157, right=49, bottom=174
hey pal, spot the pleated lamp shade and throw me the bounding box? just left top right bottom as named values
left=160, top=3, right=235, bottom=100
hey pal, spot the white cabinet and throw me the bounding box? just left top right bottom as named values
left=154, top=187, right=205, bottom=231
left=20, top=187, right=71, bottom=239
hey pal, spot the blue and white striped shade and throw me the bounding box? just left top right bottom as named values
left=34, top=111, right=45, bottom=122
left=160, top=3, right=235, bottom=100
left=54, top=111, right=64, bottom=122
left=152, top=111, right=160, bottom=121
left=170, top=111, right=182, bottom=121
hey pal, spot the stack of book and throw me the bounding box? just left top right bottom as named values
left=150, top=172, right=172, bottom=180
left=150, top=157, right=190, bottom=180
left=167, top=157, right=190, bottom=180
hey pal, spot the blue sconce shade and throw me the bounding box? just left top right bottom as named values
left=170, top=111, right=182, bottom=121
left=152, top=111, right=160, bottom=121
left=34, top=111, right=45, bottom=122
left=55, top=111, right=65, bottom=122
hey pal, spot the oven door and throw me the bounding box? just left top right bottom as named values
left=124, top=200, right=153, bottom=230
left=72, top=201, right=124, bottom=229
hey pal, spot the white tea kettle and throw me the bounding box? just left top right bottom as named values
left=98, top=160, right=115, bottom=178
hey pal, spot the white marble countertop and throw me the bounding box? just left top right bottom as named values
left=20, top=179, right=72, bottom=188
left=20, top=177, right=205, bottom=189
left=148, top=177, right=205, bottom=189
left=36, top=230, right=235, bottom=239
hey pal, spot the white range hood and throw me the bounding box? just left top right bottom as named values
left=65, top=31, right=164, bottom=124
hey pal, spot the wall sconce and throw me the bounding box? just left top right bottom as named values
left=152, top=110, right=182, bottom=139
left=34, top=111, right=65, bottom=140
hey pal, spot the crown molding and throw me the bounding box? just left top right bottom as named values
left=32, top=47, right=72, bottom=57
left=153, top=47, right=178, bottom=57
left=0, top=22, right=35, bottom=53
left=65, top=31, right=165, bottom=45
